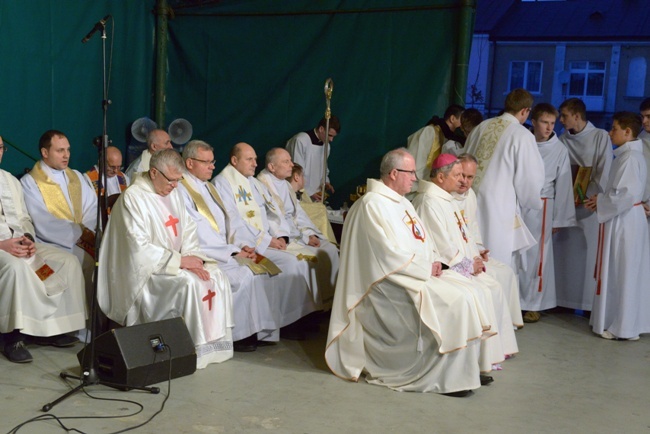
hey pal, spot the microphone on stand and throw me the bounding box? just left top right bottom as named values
left=81, top=15, right=111, bottom=44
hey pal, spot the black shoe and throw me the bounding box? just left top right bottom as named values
left=2, top=341, right=33, bottom=363
left=480, top=374, right=494, bottom=386
left=233, top=335, right=257, bottom=352
left=31, top=334, right=79, bottom=348
left=442, top=390, right=472, bottom=398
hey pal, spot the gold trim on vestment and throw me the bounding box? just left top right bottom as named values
left=472, top=118, right=510, bottom=191
left=30, top=162, right=83, bottom=223
left=181, top=179, right=220, bottom=233
left=425, top=125, right=444, bottom=173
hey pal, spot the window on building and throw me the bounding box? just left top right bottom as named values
left=568, top=61, right=606, bottom=111
left=509, top=61, right=543, bottom=94
left=626, top=57, right=646, bottom=97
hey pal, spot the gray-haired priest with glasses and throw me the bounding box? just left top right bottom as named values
left=98, top=149, right=235, bottom=369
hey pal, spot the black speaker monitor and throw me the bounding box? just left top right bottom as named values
left=77, top=317, right=197, bottom=387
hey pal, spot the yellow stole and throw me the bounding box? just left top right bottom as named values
left=220, top=164, right=266, bottom=231
left=181, top=178, right=221, bottom=233
left=424, top=124, right=444, bottom=172
left=30, top=162, right=83, bottom=224
left=472, top=117, right=510, bottom=190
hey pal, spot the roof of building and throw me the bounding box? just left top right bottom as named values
left=477, top=0, right=650, bottom=41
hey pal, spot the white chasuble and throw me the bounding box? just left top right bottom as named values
left=0, top=169, right=86, bottom=337
left=326, top=179, right=490, bottom=393
left=98, top=174, right=234, bottom=368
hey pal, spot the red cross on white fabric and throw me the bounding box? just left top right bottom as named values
left=202, top=289, right=216, bottom=311
left=165, top=214, right=179, bottom=236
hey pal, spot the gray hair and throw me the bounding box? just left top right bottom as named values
left=430, top=160, right=461, bottom=179
left=150, top=149, right=184, bottom=173
left=380, top=148, right=411, bottom=179
left=182, top=140, right=213, bottom=160
left=457, top=152, right=478, bottom=164
left=265, top=147, right=286, bottom=166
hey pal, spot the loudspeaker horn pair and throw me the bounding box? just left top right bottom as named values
left=168, top=118, right=193, bottom=145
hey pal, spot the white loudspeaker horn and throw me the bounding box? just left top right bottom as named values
left=131, top=117, right=158, bottom=143
left=168, top=118, right=193, bottom=145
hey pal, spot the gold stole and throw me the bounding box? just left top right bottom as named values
left=425, top=125, right=444, bottom=172
left=472, top=118, right=511, bottom=190
left=220, top=164, right=265, bottom=231
left=181, top=178, right=221, bottom=233
left=30, top=162, right=83, bottom=224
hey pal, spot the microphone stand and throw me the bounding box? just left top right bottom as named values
left=42, top=17, right=159, bottom=413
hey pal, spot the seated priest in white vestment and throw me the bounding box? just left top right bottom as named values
left=178, top=140, right=316, bottom=351
left=84, top=145, right=130, bottom=213
left=413, top=153, right=519, bottom=364
left=0, top=135, right=86, bottom=363
left=213, top=142, right=337, bottom=311
left=464, top=89, right=545, bottom=266
left=125, top=129, right=172, bottom=182
left=583, top=112, right=650, bottom=341
left=453, top=154, right=525, bottom=328
left=98, top=149, right=234, bottom=368
left=554, top=98, right=613, bottom=312
left=285, top=116, right=340, bottom=202
left=326, top=148, right=496, bottom=397
left=257, top=148, right=339, bottom=295
left=514, top=104, right=576, bottom=323
left=20, top=130, right=98, bottom=301
left=286, top=163, right=337, bottom=244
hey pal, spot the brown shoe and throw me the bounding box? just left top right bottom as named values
left=523, top=311, right=541, bottom=323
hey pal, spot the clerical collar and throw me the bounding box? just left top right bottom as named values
left=307, top=129, right=323, bottom=146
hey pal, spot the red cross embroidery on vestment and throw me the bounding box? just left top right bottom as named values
left=202, top=289, right=216, bottom=311
left=165, top=215, right=179, bottom=236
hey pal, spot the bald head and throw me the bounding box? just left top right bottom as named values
left=230, top=142, right=258, bottom=177
left=147, top=129, right=172, bottom=153
left=266, top=148, right=293, bottom=180
left=106, top=146, right=123, bottom=177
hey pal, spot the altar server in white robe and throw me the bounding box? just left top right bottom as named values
left=257, top=148, right=339, bottom=303
left=583, top=112, right=650, bottom=340
left=21, top=130, right=98, bottom=298
left=98, top=149, right=234, bottom=368
left=125, top=129, right=173, bottom=182
left=285, top=116, right=340, bottom=202
left=406, top=104, right=465, bottom=195
left=554, top=98, right=613, bottom=311
left=515, top=104, right=576, bottom=322
left=326, top=148, right=490, bottom=396
left=638, top=98, right=650, bottom=232
left=413, top=153, right=518, bottom=363
left=213, top=143, right=336, bottom=310
left=0, top=136, right=86, bottom=363
left=178, top=140, right=316, bottom=350
left=464, top=89, right=545, bottom=265
left=453, top=153, right=523, bottom=327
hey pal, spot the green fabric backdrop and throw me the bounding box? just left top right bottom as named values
left=0, top=0, right=155, bottom=176
left=166, top=0, right=462, bottom=206
left=0, top=0, right=467, bottom=209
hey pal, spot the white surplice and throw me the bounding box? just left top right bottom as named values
left=515, top=133, right=577, bottom=311
left=0, top=169, right=86, bottom=337
left=125, top=149, right=151, bottom=182
left=325, top=178, right=490, bottom=394
left=464, top=113, right=545, bottom=265
left=639, top=130, right=650, bottom=237
left=452, top=188, right=524, bottom=326
left=98, top=175, right=234, bottom=368
left=413, top=180, right=518, bottom=360
left=178, top=173, right=316, bottom=341
left=285, top=131, right=329, bottom=197
left=214, top=165, right=335, bottom=309
left=554, top=122, right=613, bottom=310
left=257, top=169, right=339, bottom=307
left=589, top=140, right=650, bottom=339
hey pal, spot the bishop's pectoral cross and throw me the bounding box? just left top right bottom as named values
left=165, top=214, right=180, bottom=237
left=236, top=185, right=253, bottom=205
